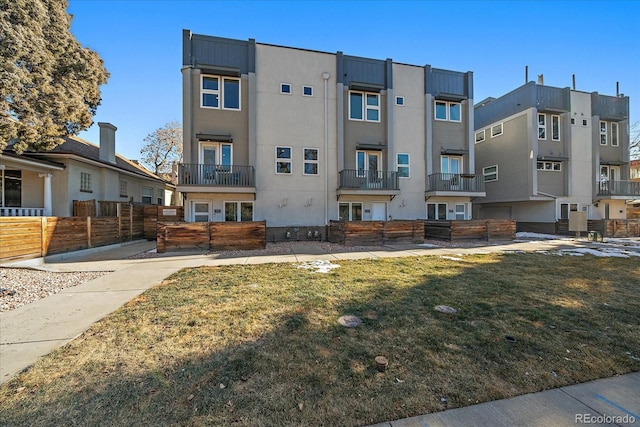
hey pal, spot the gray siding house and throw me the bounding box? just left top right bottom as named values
left=473, top=81, right=636, bottom=228
left=178, top=30, right=484, bottom=238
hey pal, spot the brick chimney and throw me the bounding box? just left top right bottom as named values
left=98, top=122, right=117, bottom=164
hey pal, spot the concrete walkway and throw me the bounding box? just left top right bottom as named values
left=1, top=238, right=639, bottom=426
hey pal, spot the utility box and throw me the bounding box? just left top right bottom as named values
left=569, top=211, right=587, bottom=234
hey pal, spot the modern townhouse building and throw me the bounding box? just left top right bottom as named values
left=178, top=30, right=484, bottom=239
left=473, top=80, right=637, bottom=230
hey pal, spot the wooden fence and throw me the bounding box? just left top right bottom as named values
left=424, top=219, right=516, bottom=241
left=556, top=219, right=639, bottom=238
left=144, top=206, right=184, bottom=239
left=157, top=221, right=267, bottom=253
left=328, top=220, right=424, bottom=246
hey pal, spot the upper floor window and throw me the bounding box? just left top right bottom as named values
left=303, top=85, right=313, bottom=97
left=611, top=122, right=619, bottom=147
left=600, top=121, right=607, bottom=145
left=349, top=91, right=379, bottom=122
left=552, top=115, right=560, bottom=141
left=483, top=165, right=498, bottom=182
left=80, top=172, right=92, bottom=192
left=491, top=123, right=503, bottom=138
left=276, top=146, right=292, bottom=174
left=538, top=114, right=546, bottom=139
left=396, top=153, right=410, bottom=178
left=303, top=148, right=319, bottom=175
left=435, top=101, right=461, bottom=122
left=280, top=83, right=291, bottom=94
left=537, top=161, right=562, bottom=171
left=441, top=155, right=462, bottom=174
left=475, top=130, right=485, bottom=143
left=201, top=75, right=240, bottom=110
left=395, top=96, right=405, bottom=106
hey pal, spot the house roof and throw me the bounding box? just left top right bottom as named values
left=0, top=150, right=66, bottom=170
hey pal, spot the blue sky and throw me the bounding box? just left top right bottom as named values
left=68, top=0, right=640, bottom=162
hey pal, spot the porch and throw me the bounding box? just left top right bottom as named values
left=425, top=173, right=486, bottom=197
left=596, top=180, right=640, bottom=199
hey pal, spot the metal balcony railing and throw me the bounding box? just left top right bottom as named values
left=179, top=164, right=255, bottom=187
left=338, top=169, right=399, bottom=190
left=426, top=173, right=485, bottom=192
left=597, top=180, right=640, bottom=197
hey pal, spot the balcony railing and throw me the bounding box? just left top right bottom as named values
left=338, top=170, right=399, bottom=190
left=179, top=164, right=255, bottom=187
left=0, top=207, right=45, bottom=216
left=597, top=180, right=640, bottom=197
left=426, top=173, right=485, bottom=192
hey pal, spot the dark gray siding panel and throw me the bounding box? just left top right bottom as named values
left=342, top=55, right=387, bottom=88
left=427, top=68, right=471, bottom=99
left=536, top=86, right=570, bottom=113
left=186, top=33, right=251, bottom=74
left=592, top=93, right=629, bottom=121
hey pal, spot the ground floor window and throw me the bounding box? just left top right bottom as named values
left=0, top=170, right=21, bottom=207
left=559, top=203, right=578, bottom=220
left=192, top=201, right=211, bottom=222
left=427, top=203, right=447, bottom=220
left=225, top=201, right=253, bottom=222
left=142, top=186, right=153, bottom=204
left=455, top=203, right=469, bottom=220
left=338, top=202, right=362, bottom=221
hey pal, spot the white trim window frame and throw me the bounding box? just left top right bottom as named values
left=303, top=148, right=319, bottom=176
left=201, top=75, right=241, bottom=110
left=338, top=202, right=363, bottom=221
left=200, top=142, right=233, bottom=167
left=538, top=113, right=546, bottom=140
left=276, top=146, right=292, bottom=175
left=302, top=85, right=313, bottom=97
left=611, top=122, right=619, bottom=147
left=396, top=153, right=410, bottom=178
left=435, top=100, right=462, bottom=122
left=142, top=186, right=153, bottom=204
left=475, top=129, right=485, bottom=144
left=191, top=200, right=211, bottom=222
left=551, top=115, right=561, bottom=141
left=426, top=202, right=448, bottom=220
left=537, top=161, right=562, bottom=171
left=600, top=121, right=608, bottom=145
left=224, top=201, right=254, bottom=222
left=119, top=179, right=127, bottom=197
left=395, top=96, right=405, bottom=106
left=349, top=91, right=380, bottom=122
left=280, top=83, right=292, bottom=95
left=356, top=150, right=382, bottom=178
left=80, top=172, right=92, bottom=192
left=491, top=123, right=503, bottom=138
left=483, top=165, right=498, bottom=182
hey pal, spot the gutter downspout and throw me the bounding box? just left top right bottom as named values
left=323, top=72, right=330, bottom=227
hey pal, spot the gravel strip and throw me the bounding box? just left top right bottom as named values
left=0, top=268, right=110, bottom=313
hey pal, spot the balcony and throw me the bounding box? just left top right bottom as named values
left=425, top=173, right=486, bottom=197
left=178, top=164, right=255, bottom=193
left=596, top=180, right=640, bottom=199
left=337, top=169, right=400, bottom=199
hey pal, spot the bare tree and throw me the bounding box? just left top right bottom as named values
left=0, top=0, right=109, bottom=154
left=631, top=121, right=639, bottom=160
left=140, top=122, right=183, bottom=178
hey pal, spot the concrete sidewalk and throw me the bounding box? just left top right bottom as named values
left=1, top=238, right=639, bottom=426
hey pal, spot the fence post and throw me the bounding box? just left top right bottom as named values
left=40, top=216, right=47, bottom=257
left=87, top=216, right=92, bottom=248
left=117, top=203, right=122, bottom=241
left=130, top=205, right=133, bottom=240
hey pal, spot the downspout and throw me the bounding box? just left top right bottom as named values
left=323, top=72, right=330, bottom=227
left=0, top=165, right=5, bottom=209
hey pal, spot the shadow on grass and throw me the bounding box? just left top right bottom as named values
left=1, top=253, right=639, bottom=426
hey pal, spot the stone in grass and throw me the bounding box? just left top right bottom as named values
left=434, top=305, right=457, bottom=314
left=338, top=315, right=362, bottom=328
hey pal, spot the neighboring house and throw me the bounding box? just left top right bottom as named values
left=0, top=122, right=177, bottom=217
left=473, top=80, right=637, bottom=228
left=630, top=159, right=640, bottom=181
left=178, top=30, right=484, bottom=234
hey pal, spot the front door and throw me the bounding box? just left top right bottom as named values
left=371, top=202, right=386, bottom=221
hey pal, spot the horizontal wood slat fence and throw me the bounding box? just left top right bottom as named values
left=556, top=219, right=639, bottom=237
left=424, top=219, right=516, bottom=241
left=157, top=221, right=267, bottom=253
left=328, top=220, right=424, bottom=246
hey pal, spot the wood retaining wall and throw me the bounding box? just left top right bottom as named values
left=424, top=219, right=516, bottom=241
left=157, top=221, right=267, bottom=253
left=328, top=220, right=424, bottom=246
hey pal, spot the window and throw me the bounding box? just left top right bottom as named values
left=491, top=123, right=503, bottom=137
left=435, top=101, right=462, bottom=122
left=455, top=203, right=468, bottom=220
left=80, top=172, right=92, bottom=192
left=537, top=161, right=562, bottom=171
left=338, top=202, right=362, bottom=221
left=303, top=148, right=319, bottom=175
left=119, top=180, right=127, bottom=197
left=441, top=155, right=462, bottom=174
left=0, top=170, right=21, bottom=207
left=157, top=188, right=163, bottom=205
left=280, top=83, right=291, bottom=94
left=552, top=115, right=560, bottom=141
left=483, top=165, right=498, bottom=182
left=224, top=201, right=253, bottom=222
left=192, top=201, right=210, bottom=222
left=475, top=130, right=485, bottom=143
left=582, top=119, right=588, bottom=126
left=571, top=117, right=576, bottom=125
left=349, top=91, right=380, bottom=122
left=201, top=142, right=232, bottom=167
left=142, top=186, right=153, bottom=204
left=303, top=85, right=313, bottom=97
left=538, top=113, right=546, bottom=140
left=396, top=153, right=410, bottom=178
left=600, top=121, right=607, bottom=145
left=611, top=122, right=619, bottom=147
left=276, top=146, right=292, bottom=174
left=356, top=150, right=381, bottom=177
left=201, top=75, right=241, bottom=110
left=560, top=203, right=578, bottom=220
left=427, top=203, right=447, bottom=220
left=395, top=96, right=405, bottom=106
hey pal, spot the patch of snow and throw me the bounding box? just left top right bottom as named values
left=516, top=232, right=566, bottom=240
left=440, top=256, right=464, bottom=261
left=296, top=260, right=340, bottom=273
left=418, top=243, right=440, bottom=248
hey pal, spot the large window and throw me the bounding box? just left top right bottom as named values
left=538, top=113, right=546, bottom=140
left=349, top=91, right=380, bottom=122
left=224, top=201, right=253, bottom=222
left=303, top=148, right=319, bottom=175
left=338, top=202, right=362, bottom=221
left=119, top=180, right=127, bottom=197
left=142, top=186, right=153, bottom=204
left=483, top=165, right=498, bottom=182
left=0, top=170, right=21, bottom=207
left=201, top=75, right=241, bottom=110
left=435, top=101, right=461, bottom=122
left=611, top=122, right=619, bottom=147
left=441, top=155, right=462, bottom=174
left=201, top=143, right=232, bottom=167
left=356, top=150, right=381, bottom=177
left=559, top=203, right=578, bottom=220
left=396, top=153, right=410, bottom=178
left=427, top=203, right=447, bottom=220
left=80, top=172, right=92, bottom=192
left=276, top=147, right=292, bottom=174
left=552, top=115, right=560, bottom=141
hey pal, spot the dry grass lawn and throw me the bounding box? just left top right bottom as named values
left=1, top=253, right=639, bottom=426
